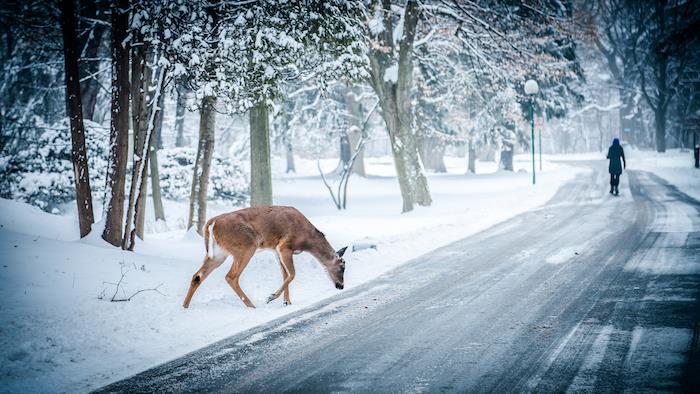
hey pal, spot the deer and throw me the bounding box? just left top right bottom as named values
left=183, top=206, right=348, bottom=309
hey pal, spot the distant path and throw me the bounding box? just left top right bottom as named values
left=98, top=161, right=700, bottom=393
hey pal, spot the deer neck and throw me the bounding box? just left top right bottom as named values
left=308, top=235, right=335, bottom=264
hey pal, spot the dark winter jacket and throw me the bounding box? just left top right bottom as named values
left=607, top=143, right=625, bottom=175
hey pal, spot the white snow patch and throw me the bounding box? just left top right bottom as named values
left=546, top=246, right=582, bottom=264
left=384, top=64, right=398, bottom=83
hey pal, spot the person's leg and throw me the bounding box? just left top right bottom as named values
left=610, top=174, right=615, bottom=194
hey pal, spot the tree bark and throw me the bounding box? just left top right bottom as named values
left=123, top=45, right=166, bottom=248
left=367, top=0, right=431, bottom=213
left=125, top=42, right=149, bottom=243
left=102, top=0, right=130, bottom=247
left=60, top=0, right=94, bottom=238
left=150, top=83, right=166, bottom=222
left=78, top=0, right=105, bottom=121
left=250, top=100, right=273, bottom=206
left=174, top=85, right=188, bottom=147
left=187, top=96, right=216, bottom=233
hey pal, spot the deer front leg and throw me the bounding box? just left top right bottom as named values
left=273, top=253, right=291, bottom=305
left=225, top=247, right=257, bottom=308
left=267, top=247, right=295, bottom=305
left=183, top=255, right=227, bottom=308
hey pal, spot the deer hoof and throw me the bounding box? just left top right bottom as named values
left=284, top=301, right=291, bottom=306
left=266, top=295, right=275, bottom=304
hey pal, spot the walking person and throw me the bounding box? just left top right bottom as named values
left=606, top=138, right=626, bottom=195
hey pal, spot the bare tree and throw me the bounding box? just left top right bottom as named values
left=60, top=0, right=94, bottom=237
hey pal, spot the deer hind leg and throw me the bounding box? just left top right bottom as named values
left=267, top=247, right=296, bottom=305
left=225, top=247, right=257, bottom=308
left=183, top=254, right=228, bottom=308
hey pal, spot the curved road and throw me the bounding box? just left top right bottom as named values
left=98, top=161, right=700, bottom=393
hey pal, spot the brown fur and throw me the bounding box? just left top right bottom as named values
left=183, top=206, right=346, bottom=309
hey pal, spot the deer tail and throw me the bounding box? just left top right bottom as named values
left=205, top=220, right=216, bottom=258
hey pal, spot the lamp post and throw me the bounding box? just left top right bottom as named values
left=539, top=121, right=542, bottom=171
left=524, top=79, right=539, bottom=185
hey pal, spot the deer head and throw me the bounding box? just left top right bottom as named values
left=323, top=246, right=347, bottom=290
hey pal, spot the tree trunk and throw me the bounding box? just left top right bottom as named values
left=135, top=160, right=148, bottom=239
left=655, top=106, right=667, bottom=153
left=420, top=137, right=447, bottom=173
left=285, top=140, right=295, bottom=173
left=102, top=0, right=130, bottom=247
left=187, top=96, right=216, bottom=233
left=335, top=131, right=352, bottom=174
left=367, top=0, right=430, bottom=213
left=467, top=140, right=476, bottom=174
left=78, top=0, right=105, bottom=121
left=150, top=83, right=166, bottom=222
left=250, top=100, right=273, bottom=206
left=345, top=89, right=366, bottom=176
left=125, top=42, right=149, bottom=243
left=174, top=85, right=188, bottom=147
left=500, top=143, right=514, bottom=171
left=123, top=46, right=166, bottom=248
left=60, top=0, right=94, bottom=238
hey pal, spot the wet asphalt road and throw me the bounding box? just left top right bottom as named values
left=98, top=161, right=700, bottom=393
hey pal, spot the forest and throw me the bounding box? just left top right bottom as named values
left=1, top=0, right=698, bottom=248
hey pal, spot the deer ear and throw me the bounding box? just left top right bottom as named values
left=337, top=246, right=348, bottom=257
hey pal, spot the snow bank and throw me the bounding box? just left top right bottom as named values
left=0, top=154, right=583, bottom=392
left=630, top=148, right=700, bottom=202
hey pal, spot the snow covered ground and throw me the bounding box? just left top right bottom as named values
left=0, top=150, right=694, bottom=393
left=631, top=149, right=700, bottom=201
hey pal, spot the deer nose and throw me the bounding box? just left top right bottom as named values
left=335, top=282, right=344, bottom=290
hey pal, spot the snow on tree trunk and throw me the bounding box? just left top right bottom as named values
left=187, top=96, right=216, bottom=234
left=124, top=42, right=149, bottom=244
left=60, top=0, right=94, bottom=238
left=250, top=100, right=273, bottom=206
left=367, top=0, right=431, bottom=213
left=102, top=0, right=130, bottom=247
left=123, top=46, right=166, bottom=249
